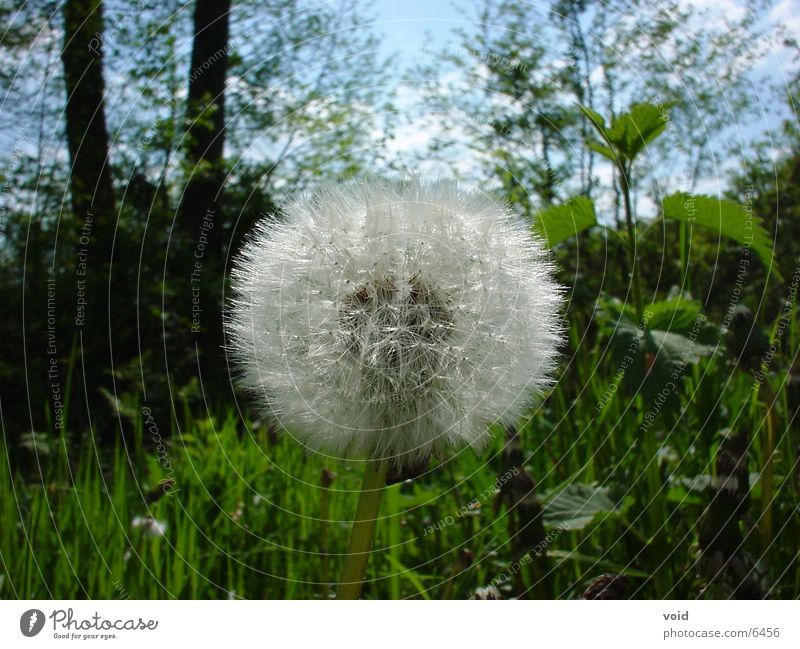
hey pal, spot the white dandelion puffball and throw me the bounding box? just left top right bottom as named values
left=226, top=178, right=563, bottom=467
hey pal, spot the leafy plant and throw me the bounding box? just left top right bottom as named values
left=534, top=196, right=597, bottom=248
left=579, top=102, right=673, bottom=165
left=542, top=483, right=623, bottom=531
left=660, top=193, right=778, bottom=277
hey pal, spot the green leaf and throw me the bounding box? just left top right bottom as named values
left=578, top=104, right=615, bottom=160
left=649, top=328, right=716, bottom=364
left=603, top=296, right=712, bottom=336
left=661, top=193, right=778, bottom=276
left=642, top=297, right=709, bottom=334
left=587, top=140, right=617, bottom=162
left=578, top=104, right=607, bottom=135
left=579, top=102, right=672, bottom=163
left=542, top=483, right=619, bottom=531
left=597, top=297, right=717, bottom=406
left=534, top=196, right=597, bottom=248
left=606, top=102, right=671, bottom=160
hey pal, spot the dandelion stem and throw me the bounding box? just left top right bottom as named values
left=320, top=469, right=334, bottom=597
left=336, top=459, right=388, bottom=599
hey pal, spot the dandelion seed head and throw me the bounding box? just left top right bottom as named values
left=226, top=178, right=563, bottom=467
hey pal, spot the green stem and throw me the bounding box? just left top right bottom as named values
left=319, top=469, right=333, bottom=597
left=618, top=162, right=644, bottom=323
left=679, top=220, right=690, bottom=294
left=336, top=459, right=388, bottom=599
left=641, top=411, right=669, bottom=595
left=759, top=383, right=777, bottom=558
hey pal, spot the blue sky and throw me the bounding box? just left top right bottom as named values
left=359, top=0, right=800, bottom=212
left=367, top=0, right=800, bottom=64
left=368, top=0, right=470, bottom=53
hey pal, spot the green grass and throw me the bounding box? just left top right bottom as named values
left=2, top=323, right=798, bottom=599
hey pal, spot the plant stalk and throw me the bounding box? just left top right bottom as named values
left=336, top=459, right=388, bottom=599
left=618, top=163, right=644, bottom=323
left=679, top=220, right=690, bottom=294
left=643, top=423, right=669, bottom=595
left=320, top=469, right=334, bottom=597
left=759, top=383, right=777, bottom=557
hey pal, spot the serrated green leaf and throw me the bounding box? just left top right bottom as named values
left=534, top=196, right=597, bottom=248
left=642, top=297, right=706, bottom=333
left=661, top=193, right=777, bottom=277
left=543, top=483, right=619, bottom=531
left=606, top=102, right=670, bottom=160
left=603, top=296, right=710, bottom=336
left=598, top=298, right=717, bottom=406
left=650, top=329, right=716, bottom=364
left=579, top=102, right=672, bottom=163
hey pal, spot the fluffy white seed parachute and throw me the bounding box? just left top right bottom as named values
left=225, top=178, right=564, bottom=468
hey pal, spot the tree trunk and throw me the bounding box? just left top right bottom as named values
left=61, top=0, right=115, bottom=239
left=171, top=0, right=232, bottom=396
left=179, top=0, right=231, bottom=240
left=60, top=0, right=117, bottom=432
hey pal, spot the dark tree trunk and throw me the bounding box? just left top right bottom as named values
left=170, top=0, right=232, bottom=397
left=179, top=0, right=231, bottom=240
left=61, top=0, right=115, bottom=239
left=60, top=0, right=118, bottom=432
